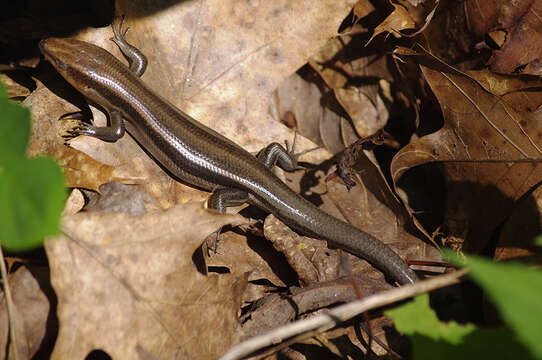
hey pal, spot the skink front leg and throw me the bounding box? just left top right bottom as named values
left=65, top=108, right=125, bottom=142
left=64, top=17, right=144, bottom=142
left=110, top=16, right=147, bottom=77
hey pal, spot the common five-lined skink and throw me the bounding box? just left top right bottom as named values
left=39, top=20, right=418, bottom=285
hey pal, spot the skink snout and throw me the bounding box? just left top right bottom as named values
left=39, top=39, right=68, bottom=70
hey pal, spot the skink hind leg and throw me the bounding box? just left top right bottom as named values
left=110, top=15, right=147, bottom=77
left=206, top=188, right=251, bottom=253
left=207, top=188, right=250, bottom=213
left=208, top=134, right=319, bottom=211
left=257, top=132, right=319, bottom=171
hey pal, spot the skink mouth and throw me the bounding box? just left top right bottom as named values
left=38, top=39, right=54, bottom=59
left=39, top=39, right=68, bottom=70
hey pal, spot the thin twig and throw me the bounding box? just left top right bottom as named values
left=220, top=269, right=468, bottom=360
left=0, top=244, right=20, bottom=360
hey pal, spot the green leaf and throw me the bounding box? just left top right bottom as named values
left=0, top=82, right=30, bottom=165
left=451, top=254, right=542, bottom=359
left=386, top=294, right=532, bottom=359
left=386, top=294, right=476, bottom=342
left=0, top=159, right=66, bottom=251
left=0, top=80, right=66, bottom=251
left=535, top=236, right=542, bottom=247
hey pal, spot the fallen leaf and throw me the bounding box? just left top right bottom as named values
left=46, top=202, right=245, bottom=359
left=1, top=73, right=31, bottom=98
left=0, top=266, right=54, bottom=359
left=495, top=183, right=542, bottom=261
left=114, top=0, right=355, bottom=157
left=327, top=149, right=442, bottom=272
left=465, top=0, right=542, bottom=75
left=204, top=229, right=292, bottom=290
left=335, top=86, right=389, bottom=137
left=264, top=214, right=344, bottom=285
left=309, top=31, right=394, bottom=141
left=239, top=275, right=390, bottom=340
left=391, top=48, right=542, bottom=253
left=353, top=0, right=375, bottom=19
left=368, top=2, right=416, bottom=44
left=25, top=86, right=124, bottom=192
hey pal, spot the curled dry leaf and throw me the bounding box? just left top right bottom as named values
left=46, top=202, right=245, bottom=359
left=391, top=48, right=542, bottom=254
left=308, top=33, right=394, bottom=144
left=367, top=2, right=416, bottom=44
left=204, top=229, right=292, bottom=292
left=353, top=0, right=376, bottom=19
left=239, top=275, right=390, bottom=340
left=264, top=214, right=344, bottom=285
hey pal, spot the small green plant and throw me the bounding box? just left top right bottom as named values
left=386, top=253, right=542, bottom=359
left=0, top=81, right=66, bottom=251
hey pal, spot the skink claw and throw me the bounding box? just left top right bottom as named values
left=64, top=121, right=95, bottom=139
left=111, top=15, right=130, bottom=43
left=285, top=131, right=320, bottom=170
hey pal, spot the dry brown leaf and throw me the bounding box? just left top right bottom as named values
left=274, top=72, right=330, bottom=149
left=25, top=86, right=123, bottom=191
left=239, top=276, right=390, bottom=340
left=422, top=2, right=481, bottom=69
left=328, top=149, right=441, bottom=272
left=113, top=0, right=354, bottom=157
left=368, top=2, right=416, bottom=44
left=0, top=266, right=54, bottom=359
left=335, top=87, right=389, bottom=137
left=309, top=32, right=394, bottom=142
left=391, top=48, right=542, bottom=253
left=424, top=0, right=542, bottom=74
left=466, top=0, right=542, bottom=75
left=46, top=202, right=245, bottom=359
left=204, top=229, right=290, bottom=289
left=273, top=69, right=356, bottom=155
left=1, top=73, right=31, bottom=98
left=306, top=15, right=423, bottom=149
left=264, top=215, right=344, bottom=285
left=496, top=182, right=542, bottom=261
left=353, top=0, right=376, bottom=19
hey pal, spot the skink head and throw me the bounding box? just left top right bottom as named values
left=39, top=38, right=119, bottom=92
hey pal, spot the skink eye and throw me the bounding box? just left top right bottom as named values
left=54, top=58, right=67, bottom=70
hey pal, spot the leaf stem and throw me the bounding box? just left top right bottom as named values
left=0, top=244, right=20, bottom=360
